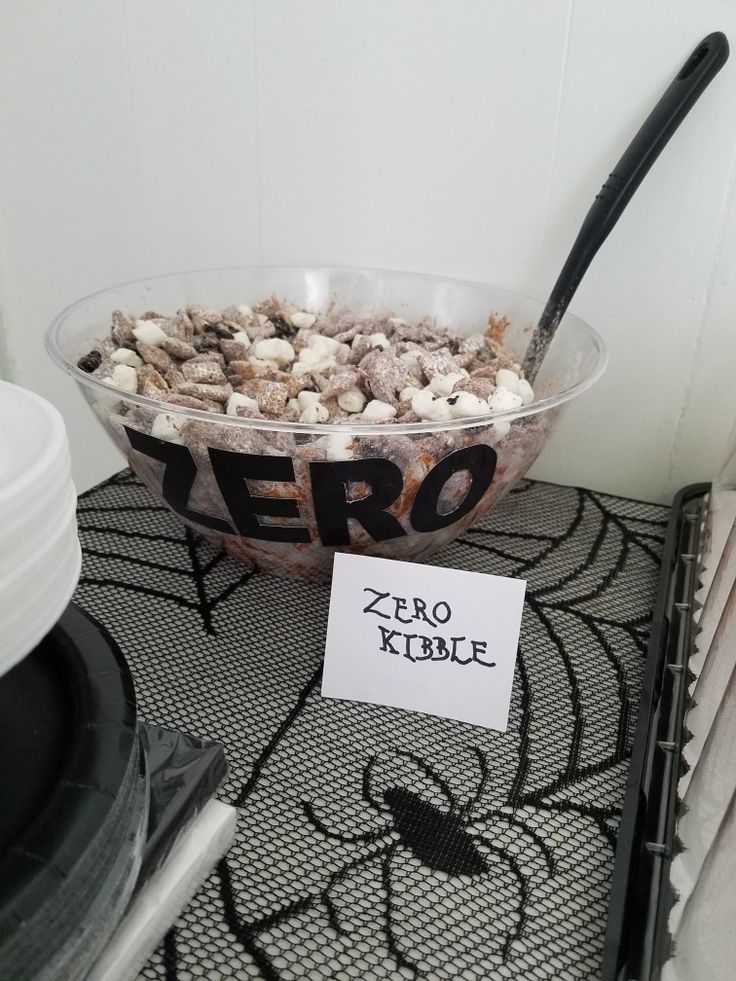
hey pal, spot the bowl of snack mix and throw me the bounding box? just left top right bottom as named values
left=47, top=267, right=606, bottom=581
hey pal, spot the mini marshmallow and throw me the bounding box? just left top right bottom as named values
left=291, top=361, right=314, bottom=376
left=411, top=389, right=437, bottom=419
left=237, top=304, right=254, bottom=318
left=492, top=420, right=511, bottom=439
left=111, top=348, right=143, bottom=368
left=425, top=396, right=452, bottom=421
left=428, top=371, right=468, bottom=396
left=300, top=402, right=329, bottom=424
left=337, top=386, right=367, bottom=413
left=231, top=330, right=251, bottom=350
left=399, top=385, right=422, bottom=402
left=369, top=332, right=390, bottom=351
left=487, top=386, right=524, bottom=413
left=318, top=432, right=353, bottom=461
left=110, top=364, right=138, bottom=393
left=298, top=347, right=323, bottom=367
left=361, top=399, right=397, bottom=422
left=308, top=334, right=349, bottom=357
left=297, top=390, right=322, bottom=411
left=133, top=320, right=167, bottom=347
left=226, top=392, right=259, bottom=416
left=291, top=311, right=317, bottom=330
left=495, top=368, right=520, bottom=394
left=517, top=379, right=534, bottom=405
left=252, top=337, right=295, bottom=365
left=297, top=344, right=337, bottom=374
left=151, top=413, right=183, bottom=442
left=448, top=392, right=489, bottom=418
left=287, top=398, right=300, bottom=415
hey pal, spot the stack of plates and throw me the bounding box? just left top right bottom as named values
left=0, top=381, right=81, bottom=677
left=0, top=605, right=147, bottom=981
left=0, top=382, right=236, bottom=979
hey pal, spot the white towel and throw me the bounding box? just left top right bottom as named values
left=680, top=582, right=736, bottom=794
left=695, top=489, right=736, bottom=614
left=670, top=664, right=736, bottom=932
left=663, top=793, right=736, bottom=981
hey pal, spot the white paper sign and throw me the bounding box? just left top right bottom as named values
left=321, top=553, right=526, bottom=730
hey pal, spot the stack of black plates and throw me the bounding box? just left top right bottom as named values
left=0, top=605, right=148, bottom=981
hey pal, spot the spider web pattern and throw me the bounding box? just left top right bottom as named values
left=72, top=471, right=668, bottom=980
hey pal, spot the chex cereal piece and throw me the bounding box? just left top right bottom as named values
left=161, top=393, right=209, bottom=410
left=190, top=351, right=226, bottom=366
left=360, top=350, right=409, bottom=405
left=220, top=337, right=251, bottom=362
left=256, top=381, right=289, bottom=416
left=201, top=399, right=225, bottom=413
left=181, top=360, right=227, bottom=385
left=165, top=366, right=185, bottom=388
left=418, top=349, right=456, bottom=379
left=458, top=377, right=495, bottom=400
left=137, top=342, right=173, bottom=373
left=186, top=305, right=222, bottom=331
left=157, top=312, right=192, bottom=342
left=175, top=381, right=232, bottom=403
left=111, top=309, right=135, bottom=348
left=140, top=369, right=169, bottom=399
left=162, top=336, right=198, bottom=360
left=320, top=368, right=364, bottom=399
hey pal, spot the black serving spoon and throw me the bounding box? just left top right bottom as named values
left=522, top=31, right=729, bottom=384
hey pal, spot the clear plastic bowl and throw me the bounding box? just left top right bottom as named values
left=47, top=267, right=606, bottom=581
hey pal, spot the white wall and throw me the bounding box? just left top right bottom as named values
left=1, top=0, right=735, bottom=500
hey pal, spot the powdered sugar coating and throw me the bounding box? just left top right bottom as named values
left=84, top=300, right=533, bottom=426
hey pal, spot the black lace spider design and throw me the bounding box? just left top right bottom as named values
left=303, top=747, right=556, bottom=976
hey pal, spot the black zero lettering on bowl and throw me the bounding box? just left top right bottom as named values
left=309, top=458, right=407, bottom=546
left=124, top=428, right=498, bottom=546
left=208, top=448, right=311, bottom=543
left=410, top=445, right=497, bottom=533
left=124, top=427, right=233, bottom=534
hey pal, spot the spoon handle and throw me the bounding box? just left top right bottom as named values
left=522, top=31, right=729, bottom=383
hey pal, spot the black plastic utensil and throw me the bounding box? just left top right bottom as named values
left=522, top=31, right=729, bottom=383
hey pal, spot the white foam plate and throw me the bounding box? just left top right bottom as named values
left=0, top=382, right=70, bottom=523
left=0, top=528, right=82, bottom=677
left=0, top=381, right=81, bottom=677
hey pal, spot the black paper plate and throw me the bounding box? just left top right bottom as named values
left=0, top=603, right=145, bottom=980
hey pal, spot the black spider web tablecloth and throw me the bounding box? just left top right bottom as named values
left=72, top=471, right=668, bottom=981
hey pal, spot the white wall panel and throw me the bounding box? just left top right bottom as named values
left=531, top=0, right=736, bottom=500
left=255, top=0, right=573, bottom=288
left=124, top=0, right=260, bottom=273
left=0, top=0, right=143, bottom=488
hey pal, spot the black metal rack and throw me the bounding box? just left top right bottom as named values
left=603, top=483, right=709, bottom=981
